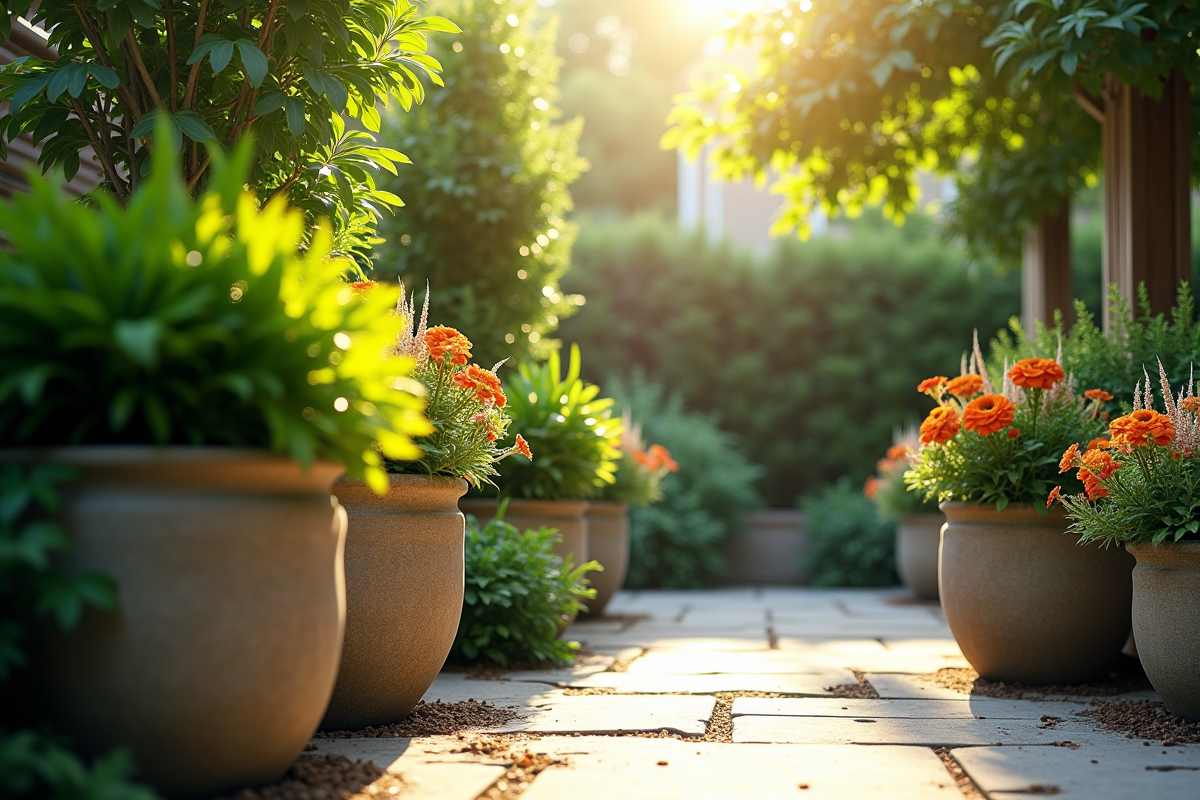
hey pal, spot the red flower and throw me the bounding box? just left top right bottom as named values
left=515, top=434, right=532, bottom=459
left=1007, top=428, right=1020, bottom=439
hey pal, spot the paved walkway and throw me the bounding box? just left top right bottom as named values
left=314, top=588, right=1199, bottom=799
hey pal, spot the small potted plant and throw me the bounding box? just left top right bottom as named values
left=322, top=287, right=530, bottom=731
left=461, top=344, right=622, bottom=573
left=1055, top=365, right=1200, bottom=718
left=867, top=427, right=941, bottom=601
left=905, top=344, right=1131, bottom=684
left=0, top=142, right=428, bottom=798
left=585, top=414, right=678, bottom=614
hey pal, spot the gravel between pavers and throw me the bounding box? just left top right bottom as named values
left=450, top=734, right=562, bottom=800
left=215, top=754, right=404, bottom=800
left=928, top=656, right=1153, bottom=699
left=825, top=671, right=880, bottom=699
left=315, top=700, right=521, bottom=738
left=933, top=747, right=986, bottom=800
left=1080, top=700, right=1200, bottom=746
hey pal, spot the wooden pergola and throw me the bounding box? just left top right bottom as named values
left=1022, top=73, right=1192, bottom=333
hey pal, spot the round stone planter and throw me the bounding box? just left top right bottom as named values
left=939, top=501, right=1133, bottom=684
left=459, top=497, right=589, bottom=568
left=321, top=474, right=468, bottom=731
left=896, top=513, right=944, bottom=601
left=1127, top=541, right=1200, bottom=719
left=17, top=447, right=347, bottom=800
left=583, top=501, right=629, bottom=615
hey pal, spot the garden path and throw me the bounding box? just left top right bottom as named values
left=313, top=588, right=1199, bottom=799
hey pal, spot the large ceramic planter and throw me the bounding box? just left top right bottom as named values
left=1127, top=541, right=1200, bottom=719
left=718, top=510, right=809, bottom=585
left=939, top=501, right=1133, bottom=684
left=896, top=513, right=944, bottom=601
left=15, top=447, right=347, bottom=800
left=459, top=497, right=589, bottom=567
left=583, top=501, right=629, bottom=615
left=321, top=474, right=468, bottom=730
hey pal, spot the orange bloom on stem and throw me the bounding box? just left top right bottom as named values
left=1008, top=358, right=1066, bottom=390
left=864, top=477, right=882, bottom=500
left=1085, top=389, right=1113, bottom=402
left=425, top=326, right=473, bottom=366
left=454, top=364, right=506, bottom=407
left=1109, top=409, right=1174, bottom=448
left=648, top=443, right=679, bottom=473
left=961, top=394, right=1016, bottom=436
left=348, top=280, right=376, bottom=293
left=946, top=374, right=984, bottom=399
left=514, top=434, right=532, bottom=460
left=886, top=444, right=909, bottom=461
left=1087, top=438, right=1111, bottom=451
left=1078, top=449, right=1119, bottom=500
left=1181, top=396, right=1200, bottom=414
left=919, top=406, right=960, bottom=445
left=1059, top=443, right=1080, bottom=473
left=918, top=376, right=947, bottom=395
left=1007, top=428, right=1020, bottom=438
left=1046, top=486, right=1062, bottom=507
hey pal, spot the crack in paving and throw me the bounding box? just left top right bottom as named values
left=934, top=746, right=987, bottom=800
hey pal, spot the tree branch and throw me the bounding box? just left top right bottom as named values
left=165, top=0, right=178, bottom=112
left=125, top=30, right=165, bottom=109
left=186, top=154, right=211, bottom=190
left=72, top=98, right=126, bottom=198
left=182, top=0, right=209, bottom=110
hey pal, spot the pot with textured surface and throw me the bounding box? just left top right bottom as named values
left=1127, top=541, right=1200, bottom=719
left=896, top=513, right=944, bottom=601
left=19, top=447, right=347, bottom=800
left=939, top=501, right=1133, bottom=684
left=459, top=497, right=589, bottom=568
left=321, top=474, right=467, bottom=731
left=583, top=501, right=629, bottom=615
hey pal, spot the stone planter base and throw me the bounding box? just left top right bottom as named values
left=718, top=510, right=808, bottom=585
left=583, top=501, right=629, bottom=615
left=896, top=513, right=944, bottom=601
left=1128, top=541, right=1200, bottom=719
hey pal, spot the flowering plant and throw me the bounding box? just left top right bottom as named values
left=905, top=340, right=1106, bottom=511
left=388, top=286, right=530, bottom=487
left=866, top=428, right=936, bottom=520
left=601, top=412, right=679, bottom=507
left=1053, top=364, right=1200, bottom=547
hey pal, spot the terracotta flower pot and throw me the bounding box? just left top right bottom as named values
left=321, top=474, right=468, bottom=731
left=16, top=447, right=347, bottom=800
left=459, top=497, right=589, bottom=567
left=583, top=501, right=629, bottom=615
left=896, top=513, right=944, bottom=601
left=1127, top=541, right=1200, bottom=719
left=939, top=501, right=1133, bottom=684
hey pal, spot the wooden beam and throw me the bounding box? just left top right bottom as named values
left=1072, top=84, right=1105, bottom=123
left=1022, top=200, right=1074, bottom=335
left=1101, top=71, right=1192, bottom=329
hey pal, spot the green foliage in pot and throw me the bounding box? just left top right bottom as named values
left=453, top=505, right=596, bottom=666
left=373, top=0, right=587, bottom=364
left=0, top=135, right=431, bottom=492
left=607, top=376, right=762, bottom=589
left=866, top=432, right=937, bottom=521
left=493, top=344, right=621, bottom=500
left=0, top=0, right=457, bottom=267
left=801, top=479, right=897, bottom=587
left=599, top=416, right=678, bottom=507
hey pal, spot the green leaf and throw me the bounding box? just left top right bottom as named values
left=113, top=318, right=163, bottom=368
left=285, top=96, right=306, bottom=135
left=173, top=111, right=216, bottom=143
left=209, top=41, right=236, bottom=74
left=235, top=40, right=269, bottom=87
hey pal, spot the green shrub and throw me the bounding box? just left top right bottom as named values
left=559, top=211, right=1021, bottom=506
left=607, top=377, right=762, bottom=589
left=453, top=507, right=596, bottom=666
left=801, top=480, right=898, bottom=588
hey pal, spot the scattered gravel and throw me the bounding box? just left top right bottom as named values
left=316, top=700, right=521, bottom=739
left=1080, top=700, right=1200, bottom=746
left=933, top=748, right=986, bottom=800
left=450, top=734, right=562, bottom=800
left=825, top=672, right=880, bottom=699
left=215, top=755, right=404, bottom=800
left=929, top=656, right=1153, bottom=699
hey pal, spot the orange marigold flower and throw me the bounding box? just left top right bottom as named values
left=1059, top=443, right=1080, bottom=473
left=648, top=443, right=679, bottom=473
left=864, top=477, right=882, bottom=500
left=1181, top=396, right=1200, bottom=414
left=1008, top=358, right=1066, bottom=391
left=918, top=376, right=947, bottom=394
left=454, top=364, right=506, bottom=407
left=515, top=434, right=532, bottom=459
left=348, top=280, right=376, bottom=293
left=1085, top=389, right=1113, bottom=403
left=946, top=374, right=984, bottom=399
left=1109, top=409, right=1174, bottom=448
left=1007, top=428, right=1020, bottom=438
left=1046, top=486, right=1062, bottom=507
left=886, top=444, right=909, bottom=461
left=961, top=394, right=1016, bottom=436
left=1078, top=449, right=1119, bottom=500
left=919, top=406, right=960, bottom=445
left=1087, top=438, right=1111, bottom=451
left=425, top=325, right=473, bottom=366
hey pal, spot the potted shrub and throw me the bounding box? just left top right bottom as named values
left=906, top=348, right=1131, bottom=684
left=0, top=144, right=429, bottom=798
left=322, top=287, right=530, bottom=731
left=1055, top=366, right=1200, bottom=719
left=585, top=414, right=678, bottom=614
left=868, top=429, right=943, bottom=600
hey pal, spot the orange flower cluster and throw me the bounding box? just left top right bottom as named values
left=885, top=444, right=909, bottom=461
left=425, top=326, right=472, bottom=366
left=918, top=376, right=947, bottom=395
left=454, top=364, right=507, bottom=408
left=634, top=443, right=679, bottom=474
left=1085, top=389, right=1113, bottom=403
left=1008, top=358, right=1065, bottom=390
left=919, top=406, right=960, bottom=445
left=962, top=394, right=1015, bottom=436
left=1109, top=409, right=1174, bottom=449
left=1058, top=442, right=1120, bottom=501
left=945, top=374, right=984, bottom=399
left=515, top=434, right=532, bottom=459
left=1087, top=437, right=1110, bottom=451
left=863, top=476, right=882, bottom=500
left=1181, top=396, right=1200, bottom=414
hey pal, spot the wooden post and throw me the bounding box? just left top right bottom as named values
left=1022, top=201, right=1074, bottom=336
left=1100, top=71, right=1191, bottom=328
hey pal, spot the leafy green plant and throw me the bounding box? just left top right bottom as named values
left=452, top=505, right=596, bottom=666
left=0, top=134, right=430, bottom=492
left=492, top=344, right=621, bottom=500
left=373, top=0, right=586, bottom=363
left=600, top=416, right=677, bottom=507
left=607, top=376, right=761, bottom=589
left=0, top=0, right=458, bottom=266
left=801, top=479, right=897, bottom=588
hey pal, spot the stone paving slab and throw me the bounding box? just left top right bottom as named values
left=421, top=673, right=563, bottom=708
left=865, top=671, right=1162, bottom=703
left=500, top=648, right=643, bottom=685
left=622, top=650, right=857, bottom=676
left=569, top=670, right=850, bottom=695
left=518, top=738, right=961, bottom=800
left=496, top=694, right=715, bottom=736
left=572, top=633, right=770, bottom=652
left=953, top=743, right=1200, bottom=800
left=732, top=697, right=1093, bottom=721
left=308, top=738, right=506, bottom=800
left=732, top=712, right=1103, bottom=746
